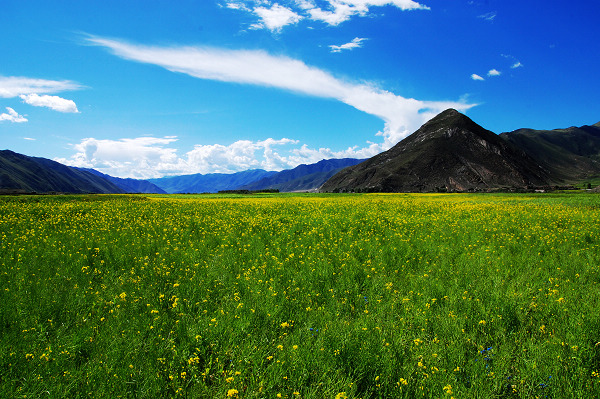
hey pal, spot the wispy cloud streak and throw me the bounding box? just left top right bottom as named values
left=86, top=36, right=474, bottom=149
left=329, top=37, right=367, bottom=52
left=0, top=76, right=82, bottom=98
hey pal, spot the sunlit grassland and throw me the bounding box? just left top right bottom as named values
left=1, top=193, right=599, bottom=398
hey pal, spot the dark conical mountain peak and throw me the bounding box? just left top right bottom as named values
left=414, top=108, right=486, bottom=138
left=428, top=108, right=462, bottom=121
left=320, top=109, right=552, bottom=193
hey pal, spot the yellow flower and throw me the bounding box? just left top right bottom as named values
left=334, top=393, right=347, bottom=399
left=292, top=345, right=298, bottom=350
left=227, top=388, right=239, bottom=397
left=280, top=322, right=290, bottom=328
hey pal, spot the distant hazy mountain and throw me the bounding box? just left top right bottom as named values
left=81, top=168, right=167, bottom=194
left=0, top=150, right=124, bottom=194
left=240, top=158, right=365, bottom=192
left=148, top=169, right=278, bottom=193
left=321, top=109, right=552, bottom=193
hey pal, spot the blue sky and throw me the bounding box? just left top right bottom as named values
left=1, top=0, right=598, bottom=178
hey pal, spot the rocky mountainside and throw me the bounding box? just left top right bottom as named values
left=321, top=109, right=552, bottom=193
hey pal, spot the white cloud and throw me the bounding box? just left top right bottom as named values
left=0, top=76, right=81, bottom=118
left=226, top=0, right=429, bottom=29
left=471, top=74, right=485, bottom=81
left=251, top=3, right=303, bottom=31
left=501, top=54, right=523, bottom=69
left=329, top=37, right=367, bottom=52
left=307, top=0, right=429, bottom=25
left=87, top=36, right=474, bottom=152
left=55, top=136, right=299, bottom=178
left=0, top=76, right=82, bottom=98
left=295, top=0, right=315, bottom=10
left=20, top=94, right=79, bottom=113
left=56, top=137, right=182, bottom=179
left=0, top=107, right=27, bottom=123
left=24, top=137, right=36, bottom=141
left=487, top=69, right=501, bottom=77
left=225, top=1, right=250, bottom=11
left=187, top=137, right=300, bottom=172
left=478, top=11, right=496, bottom=21
left=58, top=134, right=384, bottom=179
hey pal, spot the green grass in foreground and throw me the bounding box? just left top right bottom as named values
left=1, top=193, right=599, bottom=398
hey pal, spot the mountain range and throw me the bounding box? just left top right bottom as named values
left=2, top=109, right=599, bottom=194
left=321, top=109, right=600, bottom=192
left=148, top=169, right=278, bottom=194
left=0, top=150, right=363, bottom=194
left=238, top=158, right=364, bottom=192
left=80, top=168, right=167, bottom=194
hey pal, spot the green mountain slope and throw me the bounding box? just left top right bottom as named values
left=81, top=168, right=166, bottom=194
left=0, top=150, right=124, bottom=194
left=499, top=124, right=600, bottom=183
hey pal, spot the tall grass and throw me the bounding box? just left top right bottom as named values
left=1, top=193, right=599, bottom=398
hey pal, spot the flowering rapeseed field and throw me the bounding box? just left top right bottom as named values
left=1, top=193, right=599, bottom=398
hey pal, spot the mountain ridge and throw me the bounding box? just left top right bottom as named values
left=148, top=169, right=278, bottom=193
left=0, top=150, right=125, bottom=194
left=80, top=168, right=167, bottom=194
left=499, top=124, right=600, bottom=182
left=240, top=158, right=365, bottom=192
left=320, top=109, right=556, bottom=193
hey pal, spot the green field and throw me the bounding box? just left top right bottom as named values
left=1, top=193, right=599, bottom=398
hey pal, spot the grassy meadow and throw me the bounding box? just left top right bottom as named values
left=1, top=193, right=599, bottom=398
